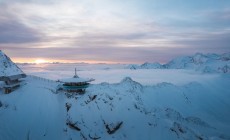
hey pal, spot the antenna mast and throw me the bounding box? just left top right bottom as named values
left=74, top=68, right=79, bottom=78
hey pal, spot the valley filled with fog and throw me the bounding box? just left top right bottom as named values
left=19, top=63, right=220, bottom=86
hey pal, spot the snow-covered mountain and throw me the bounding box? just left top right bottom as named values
left=127, top=62, right=163, bottom=69
left=0, top=50, right=25, bottom=77
left=165, top=53, right=230, bottom=73
left=127, top=53, right=230, bottom=73
left=1, top=52, right=230, bottom=139
left=0, top=76, right=229, bottom=140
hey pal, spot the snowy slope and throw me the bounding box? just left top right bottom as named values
left=165, top=53, right=230, bottom=73
left=0, top=75, right=230, bottom=140
left=0, top=76, right=65, bottom=140
left=0, top=52, right=229, bottom=139
left=127, top=53, right=230, bottom=73
left=0, top=50, right=25, bottom=76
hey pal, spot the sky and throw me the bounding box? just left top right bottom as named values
left=0, top=0, right=230, bottom=64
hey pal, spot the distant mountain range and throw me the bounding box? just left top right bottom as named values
left=127, top=53, right=230, bottom=73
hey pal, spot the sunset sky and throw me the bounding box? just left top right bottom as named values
left=0, top=0, right=230, bottom=64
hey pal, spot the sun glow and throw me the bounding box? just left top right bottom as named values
left=35, top=59, right=47, bottom=64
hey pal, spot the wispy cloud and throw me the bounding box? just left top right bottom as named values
left=0, top=0, right=230, bottom=63
left=0, top=4, right=42, bottom=43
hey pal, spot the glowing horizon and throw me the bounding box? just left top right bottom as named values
left=11, top=57, right=128, bottom=64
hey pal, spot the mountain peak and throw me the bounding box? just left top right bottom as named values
left=120, top=77, right=143, bottom=92
left=0, top=50, right=25, bottom=77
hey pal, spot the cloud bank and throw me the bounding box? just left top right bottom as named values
left=0, top=0, right=230, bottom=63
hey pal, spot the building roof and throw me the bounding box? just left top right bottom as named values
left=60, top=77, right=94, bottom=83
left=0, top=74, right=26, bottom=81
left=0, top=50, right=26, bottom=80
left=59, top=68, right=95, bottom=84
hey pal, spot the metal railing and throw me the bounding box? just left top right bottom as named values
left=27, top=75, right=57, bottom=83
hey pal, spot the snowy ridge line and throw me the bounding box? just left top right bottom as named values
left=27, top=75, right=57, bottom=83
left=125, top=52, right=230, bottom=73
